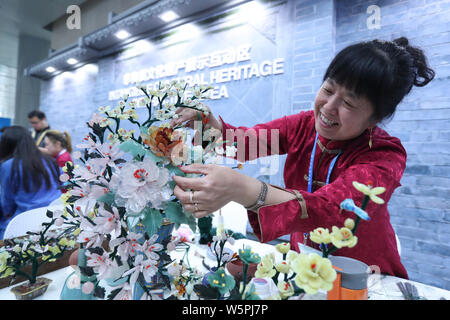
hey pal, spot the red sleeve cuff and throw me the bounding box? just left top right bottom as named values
left=247, top=194, right=308, bottom=243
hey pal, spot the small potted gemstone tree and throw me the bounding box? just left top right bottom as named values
left=0, top=215, right=77, bottom=300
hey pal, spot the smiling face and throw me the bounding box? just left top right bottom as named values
left=314, top=78, right=377, bottom=141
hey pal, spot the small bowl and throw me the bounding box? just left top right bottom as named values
left=226, top=257, right=257, bottom=283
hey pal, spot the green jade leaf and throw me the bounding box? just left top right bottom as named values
left=141, top=208, right=163, bottom=236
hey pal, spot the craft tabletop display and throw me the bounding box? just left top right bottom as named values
left=0, top=239, right=449, bottom=300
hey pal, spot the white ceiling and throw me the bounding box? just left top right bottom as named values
left=0, top=0, right=86, bottom=40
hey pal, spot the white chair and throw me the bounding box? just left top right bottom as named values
left=212, top=201, right=248, bottom=236
left=49, top=197, right=63, bottom=206
left=3, top=205, right=64, bottom=239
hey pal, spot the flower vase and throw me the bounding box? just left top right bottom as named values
left=132, top=218, right=174, bottom=300
left=60, top=248, right=98, bottom=300
left=327, top=256, right=369, bottom=300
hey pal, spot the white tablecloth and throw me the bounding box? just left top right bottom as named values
left=1, top=239, right=449, bottom=300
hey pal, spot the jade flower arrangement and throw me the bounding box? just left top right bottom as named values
left=194, top=232, right=261, bottom=300
left=0, top=217, right=76, bottom=287
left=53, top=80, right=233, bottom=299
left=254, top=242, right=336, bottom=297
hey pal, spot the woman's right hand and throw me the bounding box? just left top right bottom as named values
left=169, top=105, right=223, bottom=132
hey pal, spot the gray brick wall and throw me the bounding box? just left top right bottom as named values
left=39, top=0, right=450, bottom=290
left=291, top=0, right=450, bottom=290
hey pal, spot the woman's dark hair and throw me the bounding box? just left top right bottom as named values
left=45, top=130, right=73, bottom=154
left=0, top=126, right=60, bottom=193
left=323, top=36, right=435, bottom=122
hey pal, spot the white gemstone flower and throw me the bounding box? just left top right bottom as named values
left=112, top=158, right=172, bottom=214
left=142, top=234, right=164, bottom=260
left=67, top=273, right=81, bottom=289
left=94, top=205, right=121, bottom=236
left=70, top=182, right=108, bottom=211
left=122, top=254, right=159, bottom=289
left=225, top=145, right=237, bottom=158
left=78, top=229, right=105, bottom=248
left=88, top=113, right=106, bottom=127
left=154, top=109, right=169, bottom=121
left=113, top=282, right=133, bottom=300
left=109, top=232, right=143, bottom=261
left=86, top=250, right=113, bottom=280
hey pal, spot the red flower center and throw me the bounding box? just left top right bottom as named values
left=133, top=169, right=148, bottom=180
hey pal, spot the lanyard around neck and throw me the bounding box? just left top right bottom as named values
left=307, top=132, right=341, bottom=193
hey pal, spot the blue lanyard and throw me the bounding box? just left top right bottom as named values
left=307, top=132, right=341, bottom=193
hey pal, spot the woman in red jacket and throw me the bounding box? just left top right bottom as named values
left=43, top=130, right=73, bottom=168
left=171, top=37, right=435, bottom=279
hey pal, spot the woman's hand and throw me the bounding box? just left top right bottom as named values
left=169, top=105, right=223, bottom=132
left=172, top=163, right=260, bottom=218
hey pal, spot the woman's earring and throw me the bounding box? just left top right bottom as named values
left=369, top=128, right=373, bottom=149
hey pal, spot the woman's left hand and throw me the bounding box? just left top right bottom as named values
left=172, top=163, right=252, bottom=218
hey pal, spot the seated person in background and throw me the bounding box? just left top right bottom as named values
left=44, top=130, right=73, bottom=167
left=0, top=126, right=62, bottom=239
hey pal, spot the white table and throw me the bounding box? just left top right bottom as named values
left=1, top=239, right=449, bottom=300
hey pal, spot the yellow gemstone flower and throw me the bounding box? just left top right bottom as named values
left=287, top=251, right=299, bottom=264
left=62, top=161, right=73, bottom=173
left=330, top=226, right=358, bottom=249
left=58, top=238, right=76, bottom=248
left=309, top=227, right=331, bottom=245
left=41, top=254, right=52, bottom=262
left=277, top=280, right=295, bottom=299
left=60, top=192, right=71, bottom=205
left=73, top=228, right=81, bottom=236
left=352, top=181, right=386, bottom=204
left=255, top=254, right=276, bottom=279
left=344, top=218, right=355, bottom=230
left=0, top=251, right=11, bottom=275
left=275, top=243, right=290, bottom=254
left=275, top=261, right=290, bottom=274
left=12, top=245, right=21, bottom=253
left=291, top=253, right=337, bottom=295
left=48, top=245, right=62, bottom=256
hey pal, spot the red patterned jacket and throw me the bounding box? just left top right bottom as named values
left=55, top=150, right=73, bottom=168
